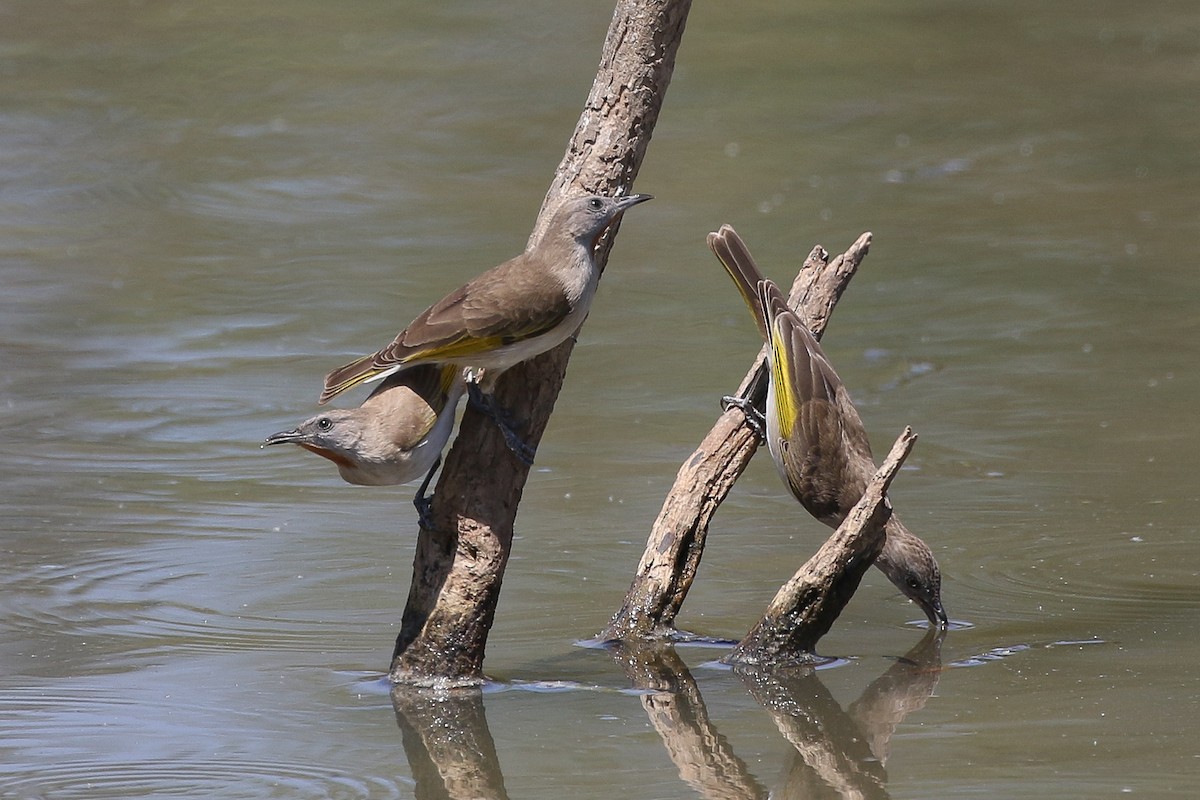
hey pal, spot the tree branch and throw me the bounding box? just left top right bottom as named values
left=390, top=0, right=693, bottom=686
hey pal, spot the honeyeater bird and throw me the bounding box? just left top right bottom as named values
left=264, top=364, right=465, bottom=525
left=318, top=193, right=652, bottom=464
left=709, top=224, right=948, bottom=629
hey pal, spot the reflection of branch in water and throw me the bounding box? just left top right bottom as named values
left=740, top=629, right=944, bottom=800
left=605, top=632, right=942, bottom=800
left=848, top=628, right=945, bottom=767
left=609, top=643, right=767, bottom=800
left=737, top=665, right=889, bottom=800
left=391, top=686, right=509, bottom=800
left=386, top=633, right=941, bottom=800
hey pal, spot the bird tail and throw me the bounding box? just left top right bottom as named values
left=320, top=354, right=393, bottom=405
left=707, top=225, right=777, bottom=343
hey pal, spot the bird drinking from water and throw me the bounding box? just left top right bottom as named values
left=709, top=225, right=948, bottom=629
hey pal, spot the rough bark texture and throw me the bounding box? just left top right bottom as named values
left=390, top=0, right=693, bottom=686
left=599, top=233, right=873, bottom=642
left=723, top=427, right=917, bottom=665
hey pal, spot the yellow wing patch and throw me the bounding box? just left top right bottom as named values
left=769, top=316, right=799, bottom=440
left=405, top=334, right=509, bottom=362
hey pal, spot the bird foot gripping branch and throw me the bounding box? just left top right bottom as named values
left=466, top=382, right=537, bottom=467
left=720, top=393, right=767, bottom=441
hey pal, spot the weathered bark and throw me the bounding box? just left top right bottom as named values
left=723, top=428, right=917, bottom=666
left=390, top=0, right=693, bottom=685
left=392, top=687, right=508, bottom=800
left=599, top=233, right=873, bottom=642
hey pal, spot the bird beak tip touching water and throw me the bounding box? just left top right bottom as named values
left=927, top=599, right=950, bottom=631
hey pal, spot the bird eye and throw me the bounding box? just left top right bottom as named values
left=588, top=197, right=603, bottom=211
left=906, top=576, right=921, bottom=590
left=316, top=417, right=333, bottom=431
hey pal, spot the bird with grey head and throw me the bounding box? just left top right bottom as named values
left=264, top=364, right=465, bottom=524
left=318, top=192, right=652, bottom=464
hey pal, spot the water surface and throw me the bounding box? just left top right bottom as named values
left=2, top=1, right=1198, bottom=797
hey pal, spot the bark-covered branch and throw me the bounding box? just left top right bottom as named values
left=389, top=0, right=692, bottom=686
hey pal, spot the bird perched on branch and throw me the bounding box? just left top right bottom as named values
left=264, top=364, right=465, bottom=526
left=709, top=225, right=948, bottom=629
left=319, top=192, right=653, bottom=464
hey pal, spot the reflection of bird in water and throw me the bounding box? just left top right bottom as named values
left=848, top=627, right=946, bottom=766
left=709, top=225, right=947, bottom=629
left=264, top=364, right=465, bottom=524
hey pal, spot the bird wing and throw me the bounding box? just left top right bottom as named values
left=320, top=353, right=382, bottom=404
left=383, top=254, right=573, bottom=363
left=319, top=254, right=572, bottom=404
left=355, top=366, right=442, bottom=448
left=360, top=364, right=457, bottom=444
left=767, top=294, right=874, bottom=523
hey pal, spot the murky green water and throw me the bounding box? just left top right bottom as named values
left=3, top=1, right=1198, bottom=797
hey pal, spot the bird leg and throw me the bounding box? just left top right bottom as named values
left=412, top=456, right=441, bottom=530
left=721, top=394, right=766, bottom=441
left=467, top=383, right=536, bottom=466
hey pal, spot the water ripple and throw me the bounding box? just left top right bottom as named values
left=0, top=544, right=392, bottom=660
left=951, top=525, right=1196, bottom=627
left=0, top=759, right=409, bottom=800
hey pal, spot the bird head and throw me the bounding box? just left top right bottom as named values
left=263, top=410, right=365, bottom=471
left=551, top=193, right=653, bottom=250
left=874, top=524, right=949, bottom=630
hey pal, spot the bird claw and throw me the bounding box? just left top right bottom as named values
left=721, top=394, right=766, bottom=440
left=413, top=456, right=441, bottom=530
left=467, top=384, right=537, bottom=466
left=413, top=492, right=435, bottom=531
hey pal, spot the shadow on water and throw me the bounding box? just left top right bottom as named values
left=390, top=630, right=944, bottom=800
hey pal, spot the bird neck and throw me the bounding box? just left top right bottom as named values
left=874, top=517, right=917, bottom=574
